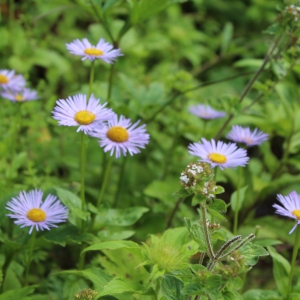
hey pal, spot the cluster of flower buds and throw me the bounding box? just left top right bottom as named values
left=74, top=288, right=98, bottom=300
left=179, top=162, right=223, bottom=200
left=284, top=4, right=300, bottom=22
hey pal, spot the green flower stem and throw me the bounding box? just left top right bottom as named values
left=113, top=156, right=127, bottom=207
left=288, top=226, right=300, bottom=299
left=97, top=155, right=113, bottom=208
left=233, top=166, right=243, bottom=235
left=214, top=33, right=283, bottom=140
left=166, top=197, right=184, bottom=229
left=24, top=229, right=36, bottom=285
left=80, top=131, right=87, bottom=229
left=107, top=63, right=115, bottom=104
left=201, top=204, right=215, bottom=260
left=88, top=60, right=95, bottom=99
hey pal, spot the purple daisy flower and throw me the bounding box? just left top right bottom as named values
left=273, top=191, right=300, bottom=234
left=52, top=94, right=114, bottom=134
left=189, top=104, right=226, bottom=120
left=6, top=189, right=68, bottom=234
left=90, top=114, right=150, bottom=159
left=226, top=125, right=268, bottom=147
left=1, top=87, right=39, bottom=102
left=66, top=38, right=123, bottom=63
left=188, top=138, right=249, bottom=169
left=0, top=69, right=26, bottom=92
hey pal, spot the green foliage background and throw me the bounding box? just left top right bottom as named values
left=1, top=0, right=300, bottom=299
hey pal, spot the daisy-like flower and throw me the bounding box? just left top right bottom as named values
left=52, top=94, right=114, bottom=134
left=90, top=114, right=150, bottom=159
left=66, top=38, right=123, bottom=63
left=226, top=125, right=268, bottom=147
left=188, top=138, right=249, bottom=170
left=1, top=87, right=39, bottom=102
left=189, top=104, right=226, bottom=120
left=0, top=69, right=26, bottom=91
left=6, top=189, right=68, bottom=234
left=273, top=191, right=300, bottom=234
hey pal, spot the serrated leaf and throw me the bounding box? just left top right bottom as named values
left=181, top=282, right=205, bottom=296
left=161, top=275, right=185, bottom=300
left=173, top=189, right=192, bottom=199
left=239, top=243, right=269, bottom=266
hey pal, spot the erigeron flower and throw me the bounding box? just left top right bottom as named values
left=6, top=189, right=68, bottom=234
left=226, top=125, right=268, bottom=147
left=52, top=94, right=114, bottom=134
left=188, top=138, right=249, bottom=170
left=0, top=69, right=26, bottom=91
left=66, top=38, right=123, bottom=63
left=273, top=191, right=300, bottom=234
left=1, top=88, right=38, bottom=102
left=90, top=114, right=150, bottom=159
left=189, top=104, right=226, bottom=120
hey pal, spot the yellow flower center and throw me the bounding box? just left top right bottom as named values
left=106, top=126, right=129, bottom=143
left=74, top=110, right=96, bottom=125
left=0, top=74, right=9, bottom=84
left=208, top=153, right=227, bottom=164
left=84, top=48, right=104, bottom=56
left=292, top=210, right=300, bottom=220
left=15, top=94, right=24, bottom=102
left=26, top=208, right=47, bottom=222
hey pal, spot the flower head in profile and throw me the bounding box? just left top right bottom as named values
left=273, top=191, right=300, bottom=234
left=52, top=94, right=114, bottom=134
left=6, top=189, right=68, bottom=234
left=66, top=38, right=123, bottom=63
left=90, top=114, right=150, bottom=159
left=188, top=138, right=249, bottom=170
left=1, top=88, right=39, bottom=102
left=189, top=104, right=226, bottom=120
left=226, top=125, right=268, bottom=147
left=0, top=69, right=26, bottom=92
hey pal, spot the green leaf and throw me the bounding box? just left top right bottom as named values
left=97, top=229, right=135, bottom=241
left=267, top=246, right=290, bottom=297
left=130, top=0, right=169, bottom=24
left=173, top=188, right=192, bottom=199
left=184, top=218, right=207, bottom=252
left=144, top=179, right=178, bottom=203
left=206, top=275, right=223, bottom=290
left=161, top=275, right=185, bottom=300
left=191, top=193, right=207, bottom=206
left=96, top=277, right=144, bottom=297
left=43, top=224, right=92, bottom=246
left=230, top=186, right=248, bottom=212
left=82, top=240, right=140, bottom=254
left=181, top=282, right=205, bottom=296
left=55, top=187, right=87, bottom=227
left=98, top=207, right=149, bottom=226
left=240, top=243, right=269, bottom=266
left=102, top=0, right=120, bottom=11
left=207, top=199, right=227, bottom=222
left=60, top=268, right=111, bottom=291
left=243, top=289, right=282, bottom=300
left=0, top=285, right=37, bottom=300
left=221, top=22, right=233, bottom=55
